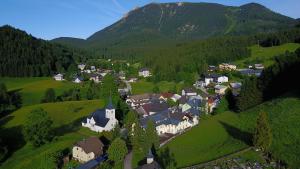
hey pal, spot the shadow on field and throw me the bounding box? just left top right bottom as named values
left=219, top=121, right=252, bottom=146
left=157, top=147, right=177, bottom=169
left=0, top=116, right=25, bottom=162
left=52, top=117, right=86, bottom=136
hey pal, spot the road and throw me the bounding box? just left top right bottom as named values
left=124, top=151, right=133, bottom=169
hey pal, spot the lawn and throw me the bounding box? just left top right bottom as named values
left=159, top=112, right=250, bottom=168
left=160, top=96, right=300, bottom=168
left=0, top=77, right=89, bottom=106
left=131, top=80, right=184, bottom=94
left=235, top=43, right=300, bottom=67
left=0, top=100, right=105, bottom=169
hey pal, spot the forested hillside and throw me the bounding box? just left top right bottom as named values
left=0, top=26, right=87, bottom=77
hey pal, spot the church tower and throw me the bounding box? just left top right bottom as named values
left=105, top=97, right=115, bottom=119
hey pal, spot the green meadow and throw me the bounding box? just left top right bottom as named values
left=131, top=80, right=184, bottom=94
left=160, top=96, right=300, bottom=168
left=0, top=77, right=89, bottom=106
left=0, top=100, right=104, bottom=169
left=236, top=43, right=300, bottom=67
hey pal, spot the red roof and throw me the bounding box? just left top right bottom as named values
left=160, top=92, right=173, bottom=99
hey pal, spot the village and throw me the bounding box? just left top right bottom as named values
left=50, top=60, right=267, bottom=169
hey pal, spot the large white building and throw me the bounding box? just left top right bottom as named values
left=53, top=73, right=64, bottom=81
left=82, top=98, right=118, bottom=132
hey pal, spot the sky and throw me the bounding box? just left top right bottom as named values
left=0, top=0, right=299, bottom=40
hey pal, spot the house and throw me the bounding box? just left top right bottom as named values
left=53, top=73, right=64, bottom=81
left=208, top=65, right=217, bottom=72
left=238, top=69, right=262, bottom=77
left=182, top=88, right=197, bottom=96
left=206, top=96, right=220, bottom=113
left=128, top=78, right=138, bottom=83
left=139, top=68, right=151, bottom=77
left=171, top=94, right=181, bottom=102
left=78, top=64, right=86, bottom=71
left=217, top=76, right=228, bottom=83
left=219, top=63, right=237, bottom=71
left=194, top=80, right=206, bottom=89
left=140, top=109, right=199, bottom=135
left=254, top=64, right=264, bottom=70
left=72, top=137, right=104, bottom=163
left=138, top=150, right=162, bottom=169
left=159, top=93, right=174, bottom=101
left=230, top=82, right=242, bottom=96
left=91, top=66, right=96, bottom=72
left=214, top=85, right=228, bottom=95
left=137, top=101, right=169, bottom=117
left=126, top=93, right=160, bottom=109
left=74, top=76, right=84, bottom=83
left=118, top=71, right=126, bottom=80
left=90, top=74, right=102, bottom=83
left=82, top=98, right=118, bottom=132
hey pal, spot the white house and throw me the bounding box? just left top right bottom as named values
left=214, top=85, right=228, bottom=95
left=230, top=82, right=242, bottom=96
left=204, top=77, right=214, bottom=86
left=217, top=76, right=228, bottom=83
left=91, top=66, right=96, bottom=72
left=82, top=98, right=118, bottom=132
left=254, top=64, right=264, bottom=70
left=78, top=64, right=86, bottom=71
left=182, top=88, right=197, bottom=96
left=139, top=68, right=151, bottom=77
left=72, top=137, right=104, bottom=163
left=171, top=94, right=181, bottom=102
left=53, top=74, right=64, bottom=81
left=73, top=76, right=83, bottom=83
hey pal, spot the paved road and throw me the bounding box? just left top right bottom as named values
left=124, top=151, right=133, bottom=169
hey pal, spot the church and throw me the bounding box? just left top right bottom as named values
left=82, top=98, right=118, bottom=132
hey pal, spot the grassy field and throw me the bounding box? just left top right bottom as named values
left=0, top=77, right=89, bottom=106
left=160, top=96, right=300, bottom=168
left=235, top=43, right=300, bottom=67
left=159, top=112, right=249, bottom=168
left=131, top=80, right=184, bottom=94
left=0, top=100, right=104, bottom=169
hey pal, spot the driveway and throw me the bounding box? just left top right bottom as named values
left=124, top=151, right=133, bottom=169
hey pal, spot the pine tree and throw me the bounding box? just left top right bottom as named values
left=253, top=112, right=272, bottom=152
left=145, top=120, right=159, bottom=150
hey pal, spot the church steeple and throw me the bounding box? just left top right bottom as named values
left=106, top=96, right=114, bottom=110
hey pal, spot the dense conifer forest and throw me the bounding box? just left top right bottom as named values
left=0, top=25, right=87, bottom=77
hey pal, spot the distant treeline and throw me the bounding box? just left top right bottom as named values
left=0, top=25, right=87, bottom=77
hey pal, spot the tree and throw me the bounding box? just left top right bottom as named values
left=0, top=83, right=9, bottom=112
left=23, top=108, right=53, bottom=147
left=97, top=161, right=112, bottom=169
left=253, top=112, right=272, bottom=152
left=152, top=85, right=160, bottom=94
left=167, top=98, right=177, bottom=107
left=42, top=88, right=56, bottom=103
left=145, top=120, right=159, bottom=150
left=108, top=138, right=128, bottom=165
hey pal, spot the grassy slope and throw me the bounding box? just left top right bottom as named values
left=131, top=80, right=184, bottom=94
left=0, top=77, right=88, bottom=106
left=161, top=96, right=300, bottom=168
left=235, top=43, right=300, bottom=67
left=0, top=100, right=104, bottom=169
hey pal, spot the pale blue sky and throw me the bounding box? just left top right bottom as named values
left=0, top=0, right=299, bottom=40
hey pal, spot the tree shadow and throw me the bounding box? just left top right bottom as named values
left=52, top=117, right=87, bottom=137
left=157, top=147, right=177, bottom=169
left=219, top=121, right=252, bottom=146
left=0, top=125, right=25, bottom=162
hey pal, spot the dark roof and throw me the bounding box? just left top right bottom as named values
left=141, top=102, right=169, bottom=115
left=179, top=96, right=188, bottom=104
left=89, top=109, right=110, bottom=127
left=183, top=87, right=196, bottom=93
left=140, top=68, right=149, bottom=71
left=106, top=97, right=114, bottom=110
left=76, top=154, right=108, bottom=169
left=205, top=73, right=220, bottom=79
left=75, top=137, right=104, bottom=156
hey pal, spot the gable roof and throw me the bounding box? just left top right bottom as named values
left=75, top=137, right=104, bottom=156
left=160, top=92, right=173, bottom=99
left=183, top=87, right=196, bottom=93
left=88, top=109, right=110, bottom=127
left=141, top=102, right=169, bottom=115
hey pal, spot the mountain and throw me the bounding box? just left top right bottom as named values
left=52, top=2, right=297, bottom=51
left=0, top=25, right=85, bottom=77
